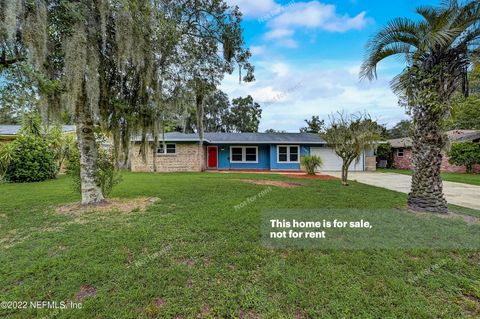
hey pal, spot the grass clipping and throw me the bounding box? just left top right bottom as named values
left=56, top=197, right=159, bottom=215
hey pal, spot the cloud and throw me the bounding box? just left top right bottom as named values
left=249, top=45, right=267, bottom=56
left=221, top=59, right=405, bottom=131
left=264, top=28, right=294, bottom=40
left=227, top=0, right=369, bottom=32
left=269, top=2, right=367, bottom=32
left=225, top=0, right=279, bottom=18
left=254, top=1, right=370, bottom=48
left=278, top=38, right=298, bottom=48
left=271, top=62, right=290, bottom=76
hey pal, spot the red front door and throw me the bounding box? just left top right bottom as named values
left=207, top=146, right=218, bottom=168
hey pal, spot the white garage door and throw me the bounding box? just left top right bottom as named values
left=310, top=147, right=364, bottom=171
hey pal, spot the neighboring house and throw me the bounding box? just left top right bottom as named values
left=0, top=125, right=76, bottom=143
left=388, top=130, right=480, bottom=173
left=130, top=132, right=377, bottom=172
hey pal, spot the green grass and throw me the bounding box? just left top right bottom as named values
left=1, top=172, right=479, bottom=318
left=378, top=168, right=480, bottom=186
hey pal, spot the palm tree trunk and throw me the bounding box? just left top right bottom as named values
left=408, top=103, right=447, bottom=213
left=75, top=86, right=105, bottom=205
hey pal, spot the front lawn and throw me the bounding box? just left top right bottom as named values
left=1, top=172, right=479, bottom=318
left=378, top=168, right=480, bottom=186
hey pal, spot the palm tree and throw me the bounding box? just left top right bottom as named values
left=361, top=0, right=480, bottom=213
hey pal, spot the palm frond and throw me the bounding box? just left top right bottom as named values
left=416, top=6, right=439, bottom=25
left=360, top=17, right=419, bottom=80
left=361, top=0, right=480, bottom=92
left=360, top=43, right=414, bottom=80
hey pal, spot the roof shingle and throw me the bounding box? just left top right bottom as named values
left=132, top=132, right=326, bottom=144
left=0, top=125, right=76, bottom=136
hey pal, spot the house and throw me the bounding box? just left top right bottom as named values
left=130, top=132, right=377, bottom=172
left=0, top=125, right=76, bottom=143
left=388, top=130, right=480, bottom=173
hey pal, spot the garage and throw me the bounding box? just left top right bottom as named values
left=310, top=147, right=365, bottom=171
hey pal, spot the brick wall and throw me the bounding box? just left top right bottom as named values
left=440, top=154, right=480, bottom=173
left=131, top=142, right=205, bottom=172
left=365, top=156, right=377, bottom=171
left=393, top=148, right=413, bottom=170
left=393, top=147, right=480, bottom=173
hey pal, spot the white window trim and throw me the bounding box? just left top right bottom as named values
left=229, top=146, right=258, bottom=163
left=277, top=145, right=300, bottom=163
left=397, top=148, right=404, bottom=158
left=157, top=143, right=176, bottom=156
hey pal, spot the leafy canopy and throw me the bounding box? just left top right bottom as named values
left=447, top=142, right=480, bottom=173
left=300, top=116, right=325, bottom=134
left=323, top=112, right=381, bottom=185
left=227, top=95, right=262, bottom=133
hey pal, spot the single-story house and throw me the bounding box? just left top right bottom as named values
left=0, top=125, right=76, bottom=143
left=130, top=132, right=377, bottom=172
left=388, top=130, right=480, bottom=173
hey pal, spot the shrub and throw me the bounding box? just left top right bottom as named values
left=66, top=135, right=121, bottom=197
left=4, top=134, right=57, bottom=182
left=376, top=143, right=393, bottom=168
left=45, top=126, right=75, bottom=173
left=0, top=142, right=15, bottom=180
left=301, top=155, right=323, bottom=175
left=448, top=142, right=480, bottom=173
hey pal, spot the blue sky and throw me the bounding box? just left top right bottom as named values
left=221, top=0, right=439, bottom=131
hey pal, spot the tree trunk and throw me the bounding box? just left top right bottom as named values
left=196, top=92, right=205, bottom=171
left=341, top=161, right=349, bottom=186
left=408, top=103, right=448, bottom=213
left=466, top=164, right=473, bottom=174
left=152, top=134, right=158, bottom=173
left=75, top=87, right=105, bottom=205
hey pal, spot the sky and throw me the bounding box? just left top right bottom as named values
left=221, top=0, right=439, bottom=132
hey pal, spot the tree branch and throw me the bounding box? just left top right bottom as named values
left=0, top=50, right=25, bottom=68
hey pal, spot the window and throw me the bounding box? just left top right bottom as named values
left=397, top=148, right=404, bottom=158
left=157, top=143, right=176, bottom=155
left=245, top=147, right=257, bottom=162
left=278, top=146, right=288, bottom=162
left=230, top=146, right=258, bottom=163
left=277, top=145, right=300, bottom=163
left=231, top=147, right=243, bottom=162
left=289, top=146, right=299, bottom=162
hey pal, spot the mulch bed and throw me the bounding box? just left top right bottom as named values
left=55, top=197, right=159, bottom=215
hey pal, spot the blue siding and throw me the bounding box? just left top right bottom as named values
left=269, top=145, right=310, bottom=170
left=217, top=144, right=270, bottom=170
left=212, top=143, right=319, bottom=170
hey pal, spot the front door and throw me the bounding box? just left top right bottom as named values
left=207, top=146, right=218, bottom=168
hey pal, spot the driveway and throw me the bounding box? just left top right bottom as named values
left=324, top=172, right=480, bottom=210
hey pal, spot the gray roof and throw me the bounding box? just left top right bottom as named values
left=0, top=125, right=76, bottom=136
left=388, top=130, right=480, bottom=148
left=455, top=131, right=480, bottom=142
left=132, top=132, right=326, bottom=144
left=388, top=137, right=413, bottom=148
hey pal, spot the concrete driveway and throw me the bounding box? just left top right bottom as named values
left=324, top=172, right=480, bottom=210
